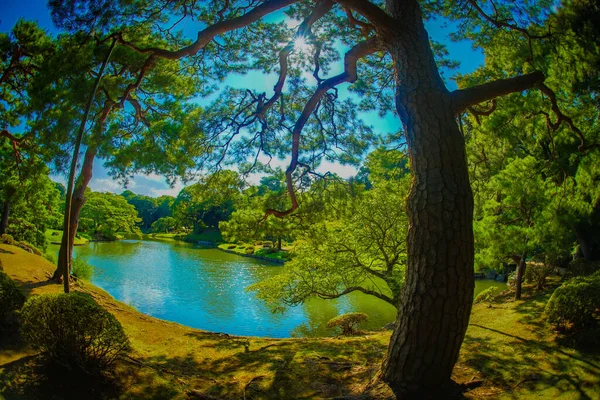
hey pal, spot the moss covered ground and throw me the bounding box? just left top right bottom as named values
left=0, top=243, right=598, bottom=399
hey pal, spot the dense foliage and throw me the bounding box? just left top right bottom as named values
left=21, top=292, right=130, bottom=371
left=545, top=272, right=600, bottom=330
left=0, top=271, right=26, bottom=332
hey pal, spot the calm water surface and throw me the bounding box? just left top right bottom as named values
left=63, top=240, right=505, bottom=338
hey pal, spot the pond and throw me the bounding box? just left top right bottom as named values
left=61, top=240, right=505, bottom=338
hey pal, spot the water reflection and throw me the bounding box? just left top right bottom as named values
left=48, top=240, right=505, bottom=338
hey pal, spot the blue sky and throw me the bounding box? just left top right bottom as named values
left=1, top=0, right=484, bottom=197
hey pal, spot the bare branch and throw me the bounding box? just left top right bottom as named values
left=266, top=36, right=380, bottom=218
left=335, top=0, right=395, bottom=34
left=256, top=0, right=334, bottom=119
left=343, top=6, right=374, bottom=35
left=537, top=83, right=596, bottom=151
left=315, top=286, right=395, bottom=306
left=451, top=71, right=545, bottom=112
left=118, top=0, right=297, bottom=59
left=467, top=99, right=497, bottom=124
left=466, top=0, right=551, bottom=40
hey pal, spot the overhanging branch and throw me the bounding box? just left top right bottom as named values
left=118, top=0, right=297, bottom=59
left=451, top=71, right=545, bottom=112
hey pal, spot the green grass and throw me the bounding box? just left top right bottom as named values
left=182, top=229, right=223, bottom=243
left=146, top=229, right=222, bottom=243
left=44, top=229, right=88, bottom=246
left=1, top=243, right=598, bottom=399
left=459, top=288, right=600, bottom=399
left=218, top=242, right=291, bottom=262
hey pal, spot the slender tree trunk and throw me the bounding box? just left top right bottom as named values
left=277, top=236, right=282, bottom=251
left=0, top=186, right=15, bottom=235
left=574, top=226, right=600, bottom=261
left=52, top=39, right=116, bottom=291
left=381, top=1, right=474, bottom=396
left=53, top=147, right=97, bottom=280
left=515, top=250, right=528, bottom=300
left=0, top=199, right=10, bottom=235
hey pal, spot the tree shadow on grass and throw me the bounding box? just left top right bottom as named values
left=17, top=280, right=56, bottom=298
left=0, top=354, right=181, bottom=400
left=129, top=331, right=393, bottom=399
left=461, top=323, right=600, bottom=399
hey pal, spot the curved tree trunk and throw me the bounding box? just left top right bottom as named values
left=381, top=1, right=474, bottom=396
left=53, top=146, right=97, bottom=280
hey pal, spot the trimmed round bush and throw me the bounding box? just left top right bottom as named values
left=21, top=292, right=130, bottom=371
left=545, top=272, right=600, bottom=330
left=0, top=271, right=26, bottom=331
left=524, top=263, right=553, bottom=290
left=474, top=286, right=499, bottom=306
left=327, top=312, right=369, bottom=336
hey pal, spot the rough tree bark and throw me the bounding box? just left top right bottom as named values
left=380, top=1, right=474, bottom=396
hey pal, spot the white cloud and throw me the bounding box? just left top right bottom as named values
left=89, top=178, right=129, bottom=193
left=316, top=161, right=357, bottom=179
left=148, top=181, right=184, bottom=197
left=140, top=172, right=165, bottom=182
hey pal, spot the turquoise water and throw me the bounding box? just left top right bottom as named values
left=61, top=239, right=505, bottom=338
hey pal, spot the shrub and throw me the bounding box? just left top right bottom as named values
left=227, top=244, right=237, bottom=249
left=524, top=263, right=553, bottom=290
left=245, top=247, right=255, bottom=255
left=20, top=292, right=130, bottom=371
left=0, top=271, right=26, bottom=332
left=43, top=251, right=57, bottom=264
left=0, top=234, right=16, bottom=245
left=262, top=241, right=273, bottom=248
left=327, top=312, right=369, bottom=336
left=545, top=272, right=600, bottom=330
left=474, top=286, right=499, bottom=306
left=72, top=257, right=94, bottom=280
left=507, top=271, right=517, bottom=290
left=567, top=259, right=600, bottom=278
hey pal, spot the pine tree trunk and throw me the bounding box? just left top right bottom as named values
left=381, top=1, right=474, bottom=396
left=54, top=146, right=97, bottom=280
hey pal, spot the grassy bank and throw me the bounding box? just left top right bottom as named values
left=218, top=242, right=292, bottom=263
left=1, top=243, right=598, bottom=399
left=146, top=229, right=223, bottom=244
left=44, top=229, right=89, bottom=246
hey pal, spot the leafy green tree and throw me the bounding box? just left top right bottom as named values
left=79, top=190, right=141, bottom=239
left=251, top=178, right=409, bottom=309
left=29, top=0, right=597, bottom=394
left=0, top=143, right=61, bottom=250
left=173, top=170, right=244, bottom=231
left=124, top=193, right=158, bottom=232
left=221, top=171, right=295, bottom=249
left=150, top=216, right=179, bottom=233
